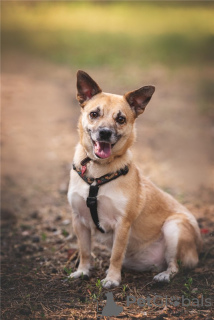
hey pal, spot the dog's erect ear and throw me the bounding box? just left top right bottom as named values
left=124, top=86, right=155, bottom=117
left=76, top=70, right=102, bottom=105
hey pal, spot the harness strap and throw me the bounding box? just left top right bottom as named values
left=86, top=185, right=105, bottom=233
left=73, top=163, right=129, bottom=233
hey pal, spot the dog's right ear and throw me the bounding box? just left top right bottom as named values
left=76, top=70, right=102, bottom=106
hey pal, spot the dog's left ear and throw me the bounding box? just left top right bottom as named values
left=124, top=86, right=155, bottom=117
left=76, top=70, right=102, bottom=106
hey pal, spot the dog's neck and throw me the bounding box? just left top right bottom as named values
left=73, top=143, right=132, bottom=178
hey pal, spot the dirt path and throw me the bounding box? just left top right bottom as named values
left=1, top=53, right=214, bottom=319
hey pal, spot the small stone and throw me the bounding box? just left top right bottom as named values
left=22, top=231, right=30, bottom=237
left=31, top=211, right=39, bottom=219
left=46, top=226, right=56, bottom=232
left=32, top=236, right=40, bottom=243
left=52, top=268, right=58, bottom=274
left=53, top=230, right=60, bottom=235
left=62, top=219, right=70, bottom=226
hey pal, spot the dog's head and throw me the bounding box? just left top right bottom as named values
left=76, top=70, right=155, bottom=161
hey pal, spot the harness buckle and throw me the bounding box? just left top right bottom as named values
left=86, top=196, right=97, bottom=208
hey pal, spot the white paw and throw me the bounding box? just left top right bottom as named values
left=101, top=277, right=120, bottom=288
left=153, top=271, right=170, bottom=283
left=69, top=270, right=89, bottom=280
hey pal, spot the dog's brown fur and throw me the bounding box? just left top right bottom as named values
left=68, top=70, right=202, bottom=288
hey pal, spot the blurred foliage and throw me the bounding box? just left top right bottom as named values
left=2, top=2, right=214, bottom=69
left=198, top=79, right=214, bottom=119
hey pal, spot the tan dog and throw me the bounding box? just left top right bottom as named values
left=67, top=70, right=202, bottom=288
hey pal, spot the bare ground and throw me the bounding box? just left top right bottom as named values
left=1, top=53, right=214, bottom=319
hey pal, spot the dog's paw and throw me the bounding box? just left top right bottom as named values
left=153, top=271, right=170, bottom=283
left=69, top=270, right=89, bottom=280
left=101, top=277, right=120, bottom=288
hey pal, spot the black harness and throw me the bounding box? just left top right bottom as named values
left=73, top=158, right=129, bottom=233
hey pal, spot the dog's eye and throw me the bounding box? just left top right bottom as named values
left=116, top=116, right=126, bottom=125
left=90, top=112, right=99, bottom=119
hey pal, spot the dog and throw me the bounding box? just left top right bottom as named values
left=67, top=70, right=202, bottom=288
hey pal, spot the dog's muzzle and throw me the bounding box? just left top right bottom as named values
left=98, top=127, right=112, bottom=141
left=90, top=127, right=118, bottom=159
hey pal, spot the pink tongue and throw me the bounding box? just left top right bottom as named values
left=94, top=141, right=111, bottom=159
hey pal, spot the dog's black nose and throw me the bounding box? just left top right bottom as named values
left=99, top=128, right=112, bottom=141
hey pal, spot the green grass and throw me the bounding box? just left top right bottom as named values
left=2, top=2, right=214, bottom=69
left=198, top=79, right=214, bottom=118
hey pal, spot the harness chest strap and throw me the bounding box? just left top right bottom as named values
left=73, top=163, right=129, bottom=233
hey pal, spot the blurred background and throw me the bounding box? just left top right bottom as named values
left=1, top=1, right=214, bottom=213
left=1, top=2, right=214, bottom=318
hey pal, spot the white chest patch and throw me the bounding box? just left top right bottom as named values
left=67, top=169, right=128, bottom=232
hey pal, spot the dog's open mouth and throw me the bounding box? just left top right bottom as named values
left=93, top=141, right=112, bottom=159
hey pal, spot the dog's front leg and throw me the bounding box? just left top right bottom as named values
left=69, top=215, right=91, bottom=279
left=101, top=218, right=131, bottom=288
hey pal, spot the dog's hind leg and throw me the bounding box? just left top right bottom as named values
left=153, top=219, right=179, bottom=282
left=153, top=215, right=200, bottom=283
